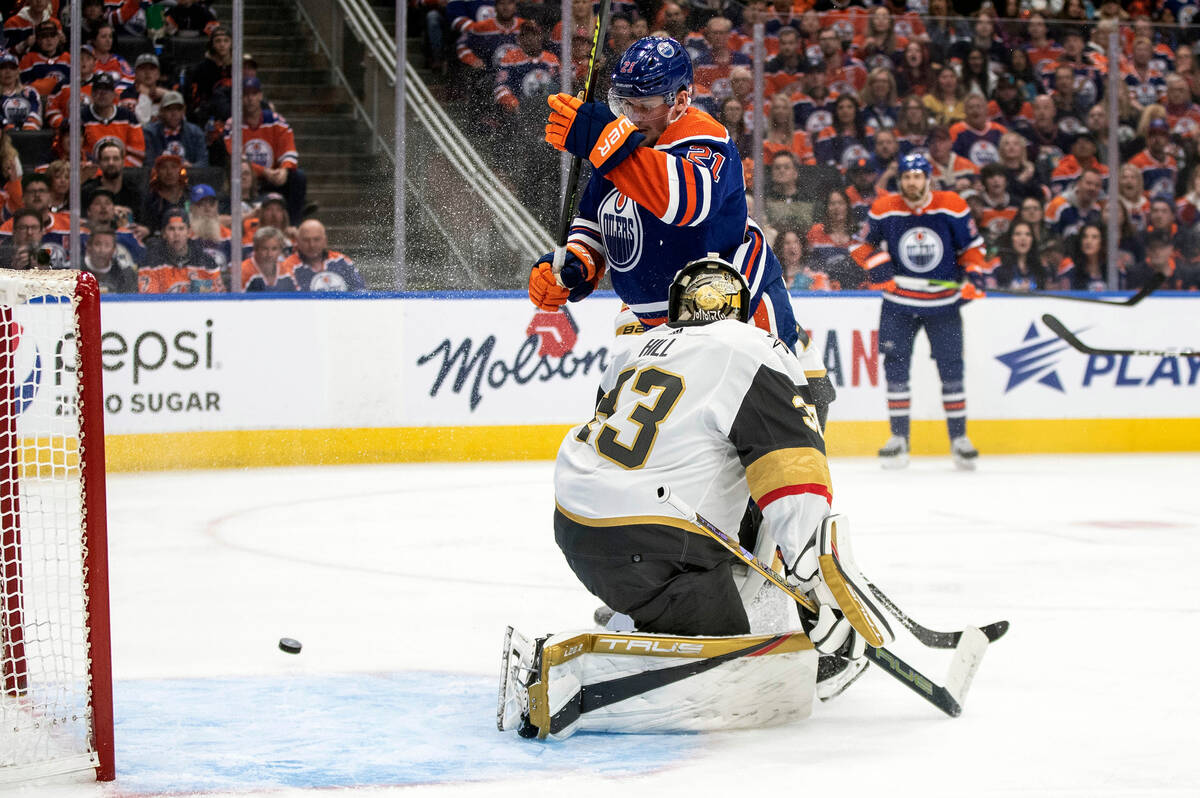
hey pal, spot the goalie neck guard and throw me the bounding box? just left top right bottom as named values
left=667, top=254, right=751, bottom=325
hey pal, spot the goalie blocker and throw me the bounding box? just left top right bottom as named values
left=497, top=627, right=819, bottom=740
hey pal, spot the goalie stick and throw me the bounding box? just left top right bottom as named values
left=918, top=271, right=1164, bottom=306
left=867, top=582, right=1009, bottom=649
left=1042, top=313, right=1200, bottom=358
left=655, top=485, right=989, bottom=718
left=551, top=0, right=613, bottom=277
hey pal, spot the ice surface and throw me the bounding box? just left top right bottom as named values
left=13, top=454, right=1200, bottom=797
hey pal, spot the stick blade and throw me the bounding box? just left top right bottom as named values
left=980, top=620, right=1009, bottom=643
left=944, top=626, right=989, bottom=706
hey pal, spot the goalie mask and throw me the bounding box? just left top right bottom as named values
left=667, top=255, right=751, bottom=324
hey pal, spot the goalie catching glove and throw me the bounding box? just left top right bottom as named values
left=545, top=93, right=644, bottom=175
left=528, top=243, right=603, bottom=312
left=787, top=515, right=895, bottom=658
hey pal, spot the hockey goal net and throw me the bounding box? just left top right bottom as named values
left=0, top=270, right=114, bottom=783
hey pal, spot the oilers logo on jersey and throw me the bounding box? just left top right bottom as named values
left=897, top=227, right=944, bottom=273
left=599, top=191, right=644, bottom=272
left=966, top=139, right=999, bottom=165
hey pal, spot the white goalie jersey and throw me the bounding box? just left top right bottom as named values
left=555, top=319, right=832, bottom=568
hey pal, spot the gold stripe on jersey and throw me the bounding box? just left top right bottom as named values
left=744, top=447, right=832, bottom=504
left=555, top=502, right=710, bottom=537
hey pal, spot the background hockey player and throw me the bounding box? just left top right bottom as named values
left=527, top=35, right=835, bottom=424
left=498, top=256, right=893, bottom=740
left=852, top=152, right=986, bottom=470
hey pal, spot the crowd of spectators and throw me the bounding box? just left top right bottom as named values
left=0, top=0, right=364, bottom=293
left=421, top=0, right=1200, bottom=291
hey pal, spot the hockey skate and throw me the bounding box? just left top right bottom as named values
left=878, top=435, right=909, bottom=469
left=496, top=626, right=539, bottom=737
left=816, top=654, right=869, bottom=701
left=950, top=436, right=978, bottom=471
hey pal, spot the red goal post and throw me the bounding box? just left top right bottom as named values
left=0, top=270, right=114, bottom=783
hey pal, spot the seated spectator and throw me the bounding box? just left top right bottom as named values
left=1117, top=163, right=1150, bottom=233
left=139, top=208, right=224, bottom=293
left=894, top=94, right=930, bottom=154
left=1146, top=196, right=1180, bottom=243
left=866, top=128, right=901, bottom=193
left=0, top=132, right=22, bottom=217
left=285, top=220, right=365, bottom=291
left=958, top=48, right=993, bottom=99
left=188, top=183, right=232, bottom=270
left=164, top=0, right=220, bottom=37
left=692, top=15, right=751, bottom=98
left=82, top=73, right=146, bottom=166
left=45, top=45, right=98, bottom=131
left=1017, top=195, right=1049, bottom=243
left=0, top=173, right=70, bottom=246
left=950, top=93, right=1006, bottom=166
left=605, top=14, right=638, bottom=62
left=838, top=159, right=874, bottom=223
left=814, top=26, right=866, bottom=96
left=239, top=226, right=298, bottom=292
left=2, top=209, right=48, bottom=269
left=187, top=26, right=233, bottom=125
left=814, top=94, right=874, bottom=171
left=1162, top=74, right=1200, bottom=139
left=763, top=151, right=811, bottom=232
left=459, top=0, right=521, bottom=74
left=1006, top=48, right=1043, bottom=102
left=762, top=92, right=813, bottom=165
left=895, top=41, right=934, bottom=97
left=1177, top=166, right=1200, bottom=228
left=922, top=66, right=965, bottom=129
left=1045, top=167, right=1104, bottom=240
left=18, top=20, right=69, bottom=98
left=928, top=125, right=977, bottom=193
left=225, top=78, right=307, bottom=225
left=45, top=159, right=69, bottom=211
left=775, top=227, right=830, bottom=290
left=1126, top=35, right=1168, bottom=109
left=1133, top=232, right=1182, bottom=290
left=1050, top=133, right=1109, bottom=197
left=84, top=188, right=146, bottom=263
left=144, top=91, right=208, bottom=166
left=90, top=23, right=133, bottom=82
left=126, top=53, right=171, bottom=125
left=142, top=153, right=189, bottom=234
left=996, top=131, right=1041, bottom=200
left=978, top=163, right=1018, bottom=246
left=858, top=68, right=898, bottom=131
left=4, top=0, right=58, bottom=55
left=990, top=220, right=1046, bottom=291
left=0, top=53, right=42, bottom=131
left=764, top=26, right=805, bottom=96
left=988, top=73, right=1033, bottom=135
left=718, top=96, right=749, bottom=155
left=82, top=226, right=139, bottom=292
left=1060, top=223, right=1108, bottom=291
left=1026, top=94, right=1074, bottom=184
left=806, top=186, right=865, bottom=289
left=208, top=53, right=266, bottom=125
left=242, top=192, right=295, bottom=257
left=82, top=140, right=146, bottom=227
left=1129, top=117, right=1178, bottom=201
left=493, top=21, right=558, bottom=116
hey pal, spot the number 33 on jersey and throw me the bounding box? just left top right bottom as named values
left=554, top=319, right=829, bottom=542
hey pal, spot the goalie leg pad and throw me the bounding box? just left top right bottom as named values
left=510, top=629, right=817, bottom=740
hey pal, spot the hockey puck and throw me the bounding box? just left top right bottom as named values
left=278, top=637, right=302, bottom=654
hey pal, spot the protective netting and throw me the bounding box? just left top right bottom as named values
left=0, top=271, right=99, bottom=782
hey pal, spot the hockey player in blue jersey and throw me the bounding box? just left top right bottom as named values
left=851, top=152, right=987, bottom=470
left=528, top=35, right=835, bottom=423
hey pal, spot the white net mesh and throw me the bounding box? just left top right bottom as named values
left=0, top=271, right=101, bottom=781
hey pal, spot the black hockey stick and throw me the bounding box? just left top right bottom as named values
left=924, top=271, right=1165, bottom=306
left=551, top=0, right=613, bottom=276
left=655, top=486, right=989, bottom=718
left=1042, top=313, right=1200, bottom=358
left=867, top=581, right=1010, bottom=649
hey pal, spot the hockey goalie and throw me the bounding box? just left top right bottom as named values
left=498, top=255, right=895, bottom=740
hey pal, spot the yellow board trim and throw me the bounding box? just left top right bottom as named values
left=102, top=417, right=1200, bottom=472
